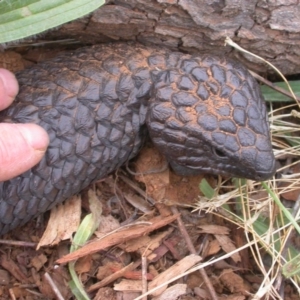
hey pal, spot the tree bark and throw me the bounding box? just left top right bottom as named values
left=8, top=1, right=300, bottom=75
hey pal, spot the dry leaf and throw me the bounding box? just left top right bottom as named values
left=37, top=195, right=81, bottom=249
left=95, top=215, right=120, bottom=238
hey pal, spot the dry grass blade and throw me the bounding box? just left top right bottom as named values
left=191, top=39, right=300, bottom=298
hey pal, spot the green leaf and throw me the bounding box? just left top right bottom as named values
left=0, top=0, right=105, bottom=43
left=68, top=213, right=97, bottom=300
left=68, top=190, right=102, bottom=299
left=68, top=265, right=91, bottom=300
left=199, top=178, right=215, bottom=199
left=261, top=81, right=300, bottom=102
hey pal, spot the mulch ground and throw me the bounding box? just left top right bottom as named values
left=0, top=145, right=299, bottom=300
left=0, top=45, right=299, bottom=300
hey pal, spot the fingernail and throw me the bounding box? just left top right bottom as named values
left=17, top=124, right=49, bottom=151
left=0, top=69, right=19, bottom=110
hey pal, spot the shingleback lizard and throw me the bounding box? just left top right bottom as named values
left=0, top=43, right=276, bottom=235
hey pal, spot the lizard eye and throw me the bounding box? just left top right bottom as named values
left=213, top=148, right=227, bottom=159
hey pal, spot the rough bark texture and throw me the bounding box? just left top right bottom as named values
left=42, top=0, right=300, bottom=76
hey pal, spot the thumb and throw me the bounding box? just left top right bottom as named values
left=0, top=123, right=49, bottom=181
left=0, top=68, right=19, bottom=109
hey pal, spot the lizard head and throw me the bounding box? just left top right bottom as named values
left=147, top=55, right=276, bottom=181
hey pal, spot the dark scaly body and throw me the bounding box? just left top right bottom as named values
left=0, top=43, right=276, bottom=235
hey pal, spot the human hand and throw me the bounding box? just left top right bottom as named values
left=0, top=68, right=49, bottom=181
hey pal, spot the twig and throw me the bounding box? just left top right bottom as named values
left=0, top=239, right=37, bottom=247
left=88, top=260, right=142, bottom=292
left=8, top=288, right=16, bottom=300
left=119, top=174, right=155, bottom=205
left=135, top=240, right=257, bottom=300
left=249, top=70, right=300, bottom=103
left=126, top=160, right=168, bottom=176
left=44, top=272, right=64, bottom=300
left=142, top=256, right=148, bottom=300
left=171, top=206, right=219, bottom=300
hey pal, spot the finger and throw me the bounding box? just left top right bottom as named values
left=0, top=68, right=19, bottom=110
left=0, top=123, right=49, bottom=181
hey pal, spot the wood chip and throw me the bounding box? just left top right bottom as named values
left=0, top=254, right=29, bottom=283
left=214, top=234, right=241, bottom=263
left=148, top=254, right=202, bottom=296
left=114, top=279, right=142, bottom=292
left=57, top=214, right=179, bottom=264
left=31, top=254, right=48, bottom=271
left=152, top=283, right=187, bottom=300
left=219, top=269, right=250, bottom=295
left=197, top=224, right=230, bottom=235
